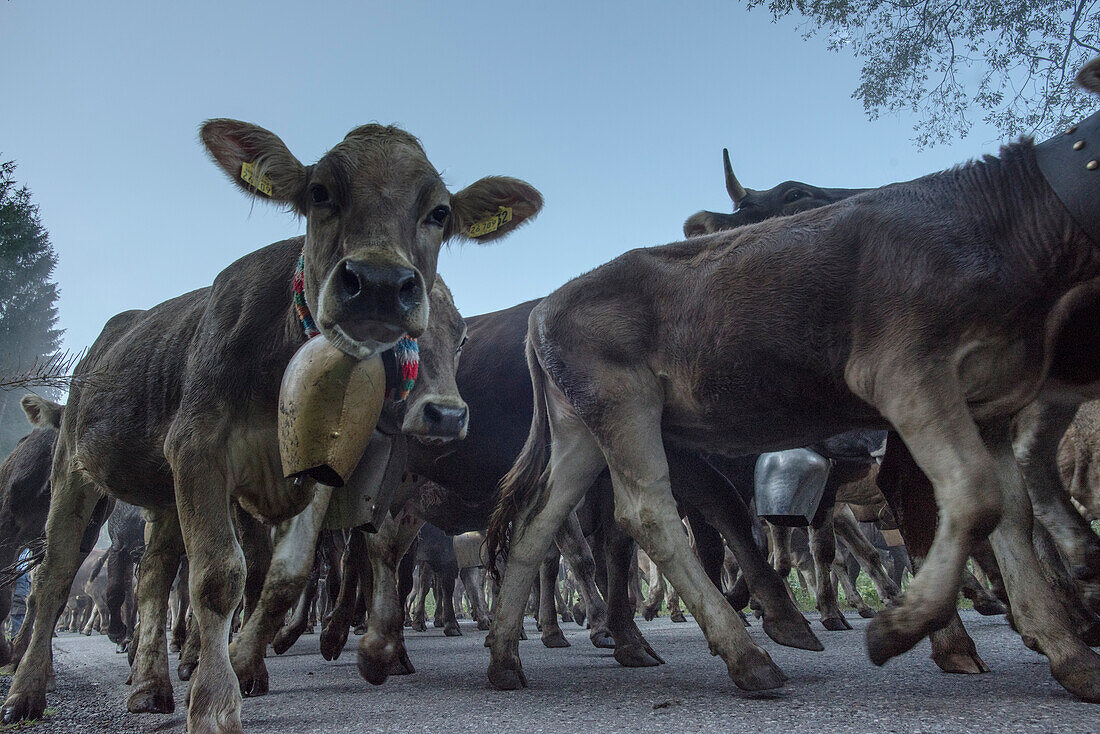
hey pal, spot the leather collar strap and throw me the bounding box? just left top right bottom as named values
left=1035, top=108, right=1100, bottom=245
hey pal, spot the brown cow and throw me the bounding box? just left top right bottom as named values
left=487, top=119, right=1100, bottom=698
left=2, top=119, right=541, bottom=732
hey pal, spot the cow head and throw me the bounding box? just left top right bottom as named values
left=394, top=278, right=470, bottom=442
left=200, top=120, right=542, bottom=359
left=20, top=395, right=62, bottom=430
left=683, top=149, right=866, bottom=236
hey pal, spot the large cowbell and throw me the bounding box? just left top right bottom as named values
left=755, top=448, right=830, bottom=527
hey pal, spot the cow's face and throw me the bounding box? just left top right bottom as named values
left=394, top=278, right=469, bottom=442
left=201, top=120, right=542, bottom=359
left=682, top=149, right=865, bottom=237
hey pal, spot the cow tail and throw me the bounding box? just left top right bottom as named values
left=486, top=332, right=551, bottom=582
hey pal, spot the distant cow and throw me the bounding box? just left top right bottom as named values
left=2, top=119, right=542, bottom=732
left=488, top=120, right=1100, bottom=700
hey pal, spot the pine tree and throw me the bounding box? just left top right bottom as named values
left=0, top=159, right=63, bottom=457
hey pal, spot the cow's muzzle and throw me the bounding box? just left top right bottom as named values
left=318, top=252, right=430, bottom=359
left=402, top=397, right=468, bottom=442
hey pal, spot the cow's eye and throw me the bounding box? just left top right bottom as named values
left=311, top=184, right=332, bottom=206
left=428, top=205, right=450, bottom=226
left=784, top=189, right=807, bottom=203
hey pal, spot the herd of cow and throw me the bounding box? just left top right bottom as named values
left=2, top=58, right=1100, bottom=734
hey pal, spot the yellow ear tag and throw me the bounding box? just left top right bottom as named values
left=240, top=161, right=274, bottom=197
left=468, top=206, right=513, bottom=238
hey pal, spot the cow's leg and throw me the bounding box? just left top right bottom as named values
left=875, top=432, right=988, bottom=674
left=960, top=567, right=1007, bottom=616
left=171, top=557, right=190, bottom=654
left=970, top=540, right=1008, bottom=604
left=320, top=530, right=365, bottom=660
left=235, top=508, right=272, bottom=628
left=1032, top=520, right=1100, bottom=645
left=862, top=374, right=1007, bottom=668
left=127, top=509, right=184, bottom=715
left=554, top=512, right=613, bottom=648
left=641, top=556, right=666, bottom=621
left=171, top=449, right=248, bottom=734
left=411, top=563, right=430, bottom=632
left=980, top=423, right=1100, bottom=701
left=832, top=504, right=900, bottom=604
left=432, top=574, right=445, bottom=628
left=833, top=565, right=875, bottom=618
left=601, top=504, right=663, bottom=668
left=106, top=546, right=132, bottom=646
left=273, top=544, right=321, bottom=654
left=767, top=524, right=799, bottom=603
left=599, top=398, right=784, bottom=690
left=670, top=453, right=820, bottom=651
left=1015, top=400, right=1100, bottom=610
left=538, top=547, right=568, bottom=647
left=460, top=567, right=491, bottom=631
left=357, top=507, right=421, bottom=684
left=486, top=401, right=609, bottom=690
left=2, top=467, right=101, bottom=725
left=229, top=486, right=332, bottom=696
left=436, top=555, right=461, bottom=637
left=178, top=608, right=200, bottom=681
left=809, top=505, right=850, bottom=631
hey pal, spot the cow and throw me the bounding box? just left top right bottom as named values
left=103, top=501, right=145, bottom=653
left=0, top=119, right=543, bottom=733
left=486, top=109, right=1100, bottom=699
left=228, top=277, right=472, bottom=695
left=0, top=396, right=62, bottom=666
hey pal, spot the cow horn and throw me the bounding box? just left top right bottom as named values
left=723, top=148, right=748, bottom=207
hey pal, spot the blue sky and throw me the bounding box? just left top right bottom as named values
left=2, top=0, right=1004, bottom=356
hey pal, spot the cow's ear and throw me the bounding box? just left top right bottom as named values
left=200, top=119, right=309, bottom=214
left=449, top=177, right=543, bottom=243
left=20, top=395, right=62, bottom=429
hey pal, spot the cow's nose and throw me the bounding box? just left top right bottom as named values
left=337, top=260, right=422, bottom=322
left=423, top=403, right=468, bottom=436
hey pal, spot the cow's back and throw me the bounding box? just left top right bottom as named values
left=65, top=238, right=303, bottom=510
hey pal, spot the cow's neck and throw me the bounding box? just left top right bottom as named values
left=944, top=143, right=1100, bottom=288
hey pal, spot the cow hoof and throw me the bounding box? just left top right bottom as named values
left=433, top=618, right=444, bottom=629
left=973, top=597, right=1007, bottom=616
left=519, top=628, right=528, bottom=641
left=127, top=682, right=175, bottom=714
left=613, top=643, right=662, bottom=668
left=858, top=608, right=877, bottom=619
left=272, top=627, right=299, bottom=656
left=670, top=611, right=687, bottom=623
left=866, top=611, right=925, bottom=666
left=642, top=605, right=660, bottom=622
left=169, top=641, right=182, bottom=654
left=319, top=624, right=349, bottom=661
left=2, top=691, right=47, bottom=725
left=477, top=618, right=491, bottom=632
left=303, top=625, right=314, bottom=635
left=931, top=649, right=990, bottom=675
left=821, top=616, right=852, bottom=631
left=727, top=648, right=787, bottom=691
left=116, top=641, right=129, bottom=654
left=234, top=659, right=269, bottom=698
left=357, top=634, right=413, bottom=685
left=444, top=625, right=462, bottom=638
left=590, top=630, right=615, bottom=649
left=487, top=660, right=528, bottom=690
left=572, top=603, right=586, bottom=627
left=353, top=624, right=368, bottom=635
left=411, top=620, right=427, bottom=633
left=561, top=611, right=573, bottom=624
left=762, top=615, right=824, bottom=652
left=177, top=661, right=197, bottom=681
left=1052, top=648, right=1100, bottom=702
left=541, top=629, right=570, bottom=648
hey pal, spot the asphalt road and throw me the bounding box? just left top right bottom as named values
left=4, top=610, right=1098, bottom=733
